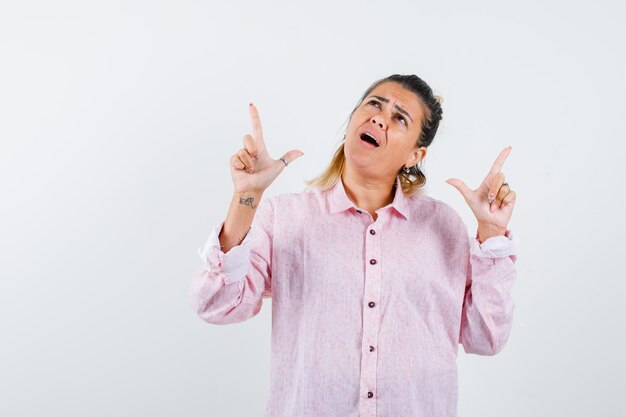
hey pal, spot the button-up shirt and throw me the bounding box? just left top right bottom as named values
left=189, top=175, right=519, bottom=417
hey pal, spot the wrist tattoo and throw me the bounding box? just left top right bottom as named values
left=239, top=197, right=257, bottom=209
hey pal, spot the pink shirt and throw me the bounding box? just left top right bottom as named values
left=189, top=176, right=519, bottom=417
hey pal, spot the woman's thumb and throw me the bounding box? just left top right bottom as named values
left=446, top=178, right=471, bottom=202
left=277, top=150, right=304, bottom=168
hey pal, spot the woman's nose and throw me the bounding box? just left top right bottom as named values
left=371, top=116, right=386, bottom=130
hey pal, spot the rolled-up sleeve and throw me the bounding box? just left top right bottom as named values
left=189, top=197, right=274, bottom=325
left=197, top=220, right=254, bottom=285
left=459, top=229, right=519, bottom=355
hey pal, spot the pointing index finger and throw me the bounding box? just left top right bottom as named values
left=248, top=103, right=265, bottom=149
left=488, top=146, right=512, bottom=176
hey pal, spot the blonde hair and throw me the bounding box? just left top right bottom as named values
left=305, top=74, right=442, bottom=196
left=304, top=141, right=425, bottom=196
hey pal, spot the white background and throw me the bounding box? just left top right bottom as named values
left=1, top=0, right=625, bottom=416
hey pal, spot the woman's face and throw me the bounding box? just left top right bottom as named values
left=344, top=81, right=427, bottom=180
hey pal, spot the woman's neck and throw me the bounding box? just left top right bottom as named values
left=341, top=166, right=396, bottom=219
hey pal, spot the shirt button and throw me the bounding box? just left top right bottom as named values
left=370, top=259, right=377, bottom=265
left=368, top=301, right=375, bottom=308
left=368, top=391, right=374, bottom=398
left=369, top=346, right=375, bottom=352
left=369, top=229, right=376, bottom=235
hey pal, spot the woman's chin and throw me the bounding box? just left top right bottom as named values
left=345, top=151, right=378, bottom=169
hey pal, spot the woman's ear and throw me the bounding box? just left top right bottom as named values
left=416, top=146, right=427, bottom=163
left=405, top=147, right=427, bottom=167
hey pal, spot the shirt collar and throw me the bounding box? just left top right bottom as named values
left=327, top=175, right=410, bottom=220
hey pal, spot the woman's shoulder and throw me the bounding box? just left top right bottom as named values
left=407, top=193, right=467, bottom=234
left=408, top=192, right=460, bottom=215
left=259, top=187, right=319, bottom=212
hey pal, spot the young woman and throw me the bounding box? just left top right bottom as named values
left=189, top=74, right=519, bottom=417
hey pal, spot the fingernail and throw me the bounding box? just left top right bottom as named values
left=488, top=193, right=495, bottom=203
left=249, top=102, right=253, bottom=107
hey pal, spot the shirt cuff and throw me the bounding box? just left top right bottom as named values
left=470, top=229, right=519, bottom=259
left=197, top=221, right=254, bottom=283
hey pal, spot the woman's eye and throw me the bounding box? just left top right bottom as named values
left=366, top=100, right=406, bottom=125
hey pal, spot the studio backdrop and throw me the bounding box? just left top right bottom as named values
left=1, top=0, right=625, bottom=416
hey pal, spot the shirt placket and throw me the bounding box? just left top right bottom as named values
left=357, top=210, right=382, bottom=417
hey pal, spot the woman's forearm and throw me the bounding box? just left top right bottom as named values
left=219, top=191, right=264, bottom=253
left=477, top=222, right=507, bottom=244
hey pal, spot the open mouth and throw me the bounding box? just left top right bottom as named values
left=360, top=132, right=380, bottom=147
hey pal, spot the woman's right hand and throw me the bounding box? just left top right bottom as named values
left=230, top=103, right=304, bottom=194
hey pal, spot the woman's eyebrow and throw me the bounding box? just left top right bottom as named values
left=367, top=95, right=414, bottom=124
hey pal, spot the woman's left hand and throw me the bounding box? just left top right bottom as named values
left=446, top=146, right=516, bottom=240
